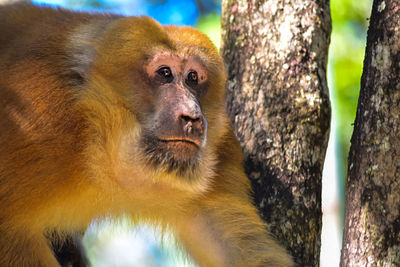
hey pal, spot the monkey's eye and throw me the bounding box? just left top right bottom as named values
left=157, top=66, right=173, bottom=83
left=186, top=71, right=198, bottom=86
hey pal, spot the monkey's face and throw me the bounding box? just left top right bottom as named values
left=140, top=53, right=209, bottom=173
left=90, top=19, right=227, bottom=183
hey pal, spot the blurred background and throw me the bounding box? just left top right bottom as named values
left=0, top=0, right=373, bottom=266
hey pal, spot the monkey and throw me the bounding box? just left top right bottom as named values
left=0, top=3, right=293, bottom=267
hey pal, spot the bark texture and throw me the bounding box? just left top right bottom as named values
left=341, top=0, right=400, bottom=266
left=221, top=0, right=331, bottom=266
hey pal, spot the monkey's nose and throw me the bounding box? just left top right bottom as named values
left=179, top=113, right=205, bottom=136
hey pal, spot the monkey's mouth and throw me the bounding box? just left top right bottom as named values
left=157, top=137, right=200, bottom=148
left=157, top=137, right=200, bottom=161
left=141, top=134, right=202, bottom=174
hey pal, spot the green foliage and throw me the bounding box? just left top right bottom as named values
left=331, top=0, right=372, bottom=27
left=329, top=0, right=373, bottom=196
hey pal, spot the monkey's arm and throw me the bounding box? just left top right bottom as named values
left=176, top=131, right=293, bottom=267
left=0, top=229, right=60, bottom=267
left=178, top=197, right=292, bottom=266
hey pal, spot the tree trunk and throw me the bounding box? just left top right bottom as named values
left=221, top=0, right=331, bottom=266
left=340, top=0, right=400, bottom=265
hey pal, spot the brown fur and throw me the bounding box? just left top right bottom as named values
left=0, top=3, right=292, bottom=266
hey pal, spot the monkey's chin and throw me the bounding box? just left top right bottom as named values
left=142, top=136, right=202, bottom=175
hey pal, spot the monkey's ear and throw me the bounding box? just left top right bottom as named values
left=67, top=21, right=110, bottom=80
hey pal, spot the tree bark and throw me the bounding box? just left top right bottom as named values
left=221, top=0, right=331, bottom=266
left=341, top=0, right=400, bottom=266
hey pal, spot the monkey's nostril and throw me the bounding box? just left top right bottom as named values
left=179, top=114, right=204, bottom=135
left=181, top=115, right=195, bottom=122
left=179, top=114, right=200, bottom=123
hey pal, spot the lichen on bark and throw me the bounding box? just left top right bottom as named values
left=221, top=0, right=331, bottom=266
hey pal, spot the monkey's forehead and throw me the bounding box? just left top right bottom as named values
left=162, top=26, right=221, bottom=59
left=148, top=51, right=205, bottom=66
left=163, top=25, right=215, bottom=48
